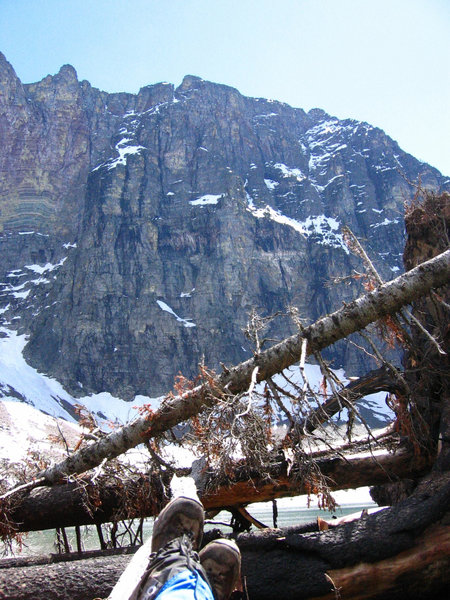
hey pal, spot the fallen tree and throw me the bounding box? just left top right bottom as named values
left=2, top=247, right=447, bottom=490
left=7, top=438, right=432, bottom=532
left=4, top=365, right=415, bottom=532
left=1, top=474, right=448, bottom=600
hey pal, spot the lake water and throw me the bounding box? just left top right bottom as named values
left=6, top=488, right=377, bottom=557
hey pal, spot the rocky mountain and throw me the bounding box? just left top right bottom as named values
left=0, top=51, right=448, bottom=410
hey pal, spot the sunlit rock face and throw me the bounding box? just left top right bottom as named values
left=0, top=53, right=448, bottom=399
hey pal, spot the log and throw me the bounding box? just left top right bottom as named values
left=0, top=546, right=136, bottom=569
left=308, top=525, right=450, bottom=600
left=238, top=474, right=450, bottom=599
left=201, top=448, right=431, bottom=510
left=1, top=475, right=448, bottom=600
left=7, top=445, right=431, bottom=532
left=0, top=552, right=131, bottom=600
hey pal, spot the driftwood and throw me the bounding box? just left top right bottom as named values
left=1, top=475, right=448, bottom=600
left=0, top=551, right=132, bottom=600
left=239, top=475, right=450, bottom=600
left=6, top=442, right=431, bottom=532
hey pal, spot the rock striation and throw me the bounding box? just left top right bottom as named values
left=0, top=52, right=448, bottom=400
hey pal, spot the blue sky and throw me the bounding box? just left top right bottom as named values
left=1, top=0, right=449, bottom=175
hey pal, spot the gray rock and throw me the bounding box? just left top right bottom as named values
left=0, top=52, right=448, bottom=403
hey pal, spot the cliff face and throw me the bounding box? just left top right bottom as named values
left=0, top=53, right=448, bottom=399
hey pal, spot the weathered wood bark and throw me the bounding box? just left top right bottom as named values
left=404, top=194, right=450, bottom=463
left=23, top=248, right=448, bottom=488
left=238, top=478, right=450, bottom=600
left=0, top=552, right=131, bottom=600
left=0, top=546, right=136, bottom=569
left=7, top=445, right=431, bottom=532
left=1, top=475, right=448, bottom=600
left=201, top=447, right=431, bottom=511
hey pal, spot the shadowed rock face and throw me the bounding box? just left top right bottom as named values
left=0, top=53, right=448, bottom=399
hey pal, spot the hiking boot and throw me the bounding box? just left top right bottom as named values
left=151, top=495, right=205, bottom=552
left=199, top=539, right=241, bottom=600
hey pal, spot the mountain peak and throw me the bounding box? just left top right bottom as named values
left=56, top=63, right=78, bottom=82
left=178, top=74, right=204, bottom=91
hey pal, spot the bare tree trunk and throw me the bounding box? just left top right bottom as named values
left=239, top=475, right=450, bottom=600
left=0, top=552, right=131, bottom=600
left=8, top=446, right=431, bottom=532
left=29, top=249, right=449, bottom=487
left=1, top=475, right=448, bottom=600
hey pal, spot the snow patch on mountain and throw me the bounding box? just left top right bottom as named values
left=156, top=300, right=196, bottom=328
left=0, top=400, right=82, bottom=464
left=0, top=256, right=68, bottom=310
left=297, top=215, right=349, bottom=252
left=246, top=192, right=349, bottom=253
left=246, top=193, right=306, bottom=235
left=370, top=217, right=400, bottom=229
left=92, top=110, right=148, bottom=172
left=0, top=326, right=159, bottom=425
left=106, top=138, right=146, bottom=170
left=189, top=194, right=222, bottom=206
left=24, top=257, right=67, bottom=274
left=264, top=178, right=279, bottom=190
left=273, top=163, right=306, bottom=181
